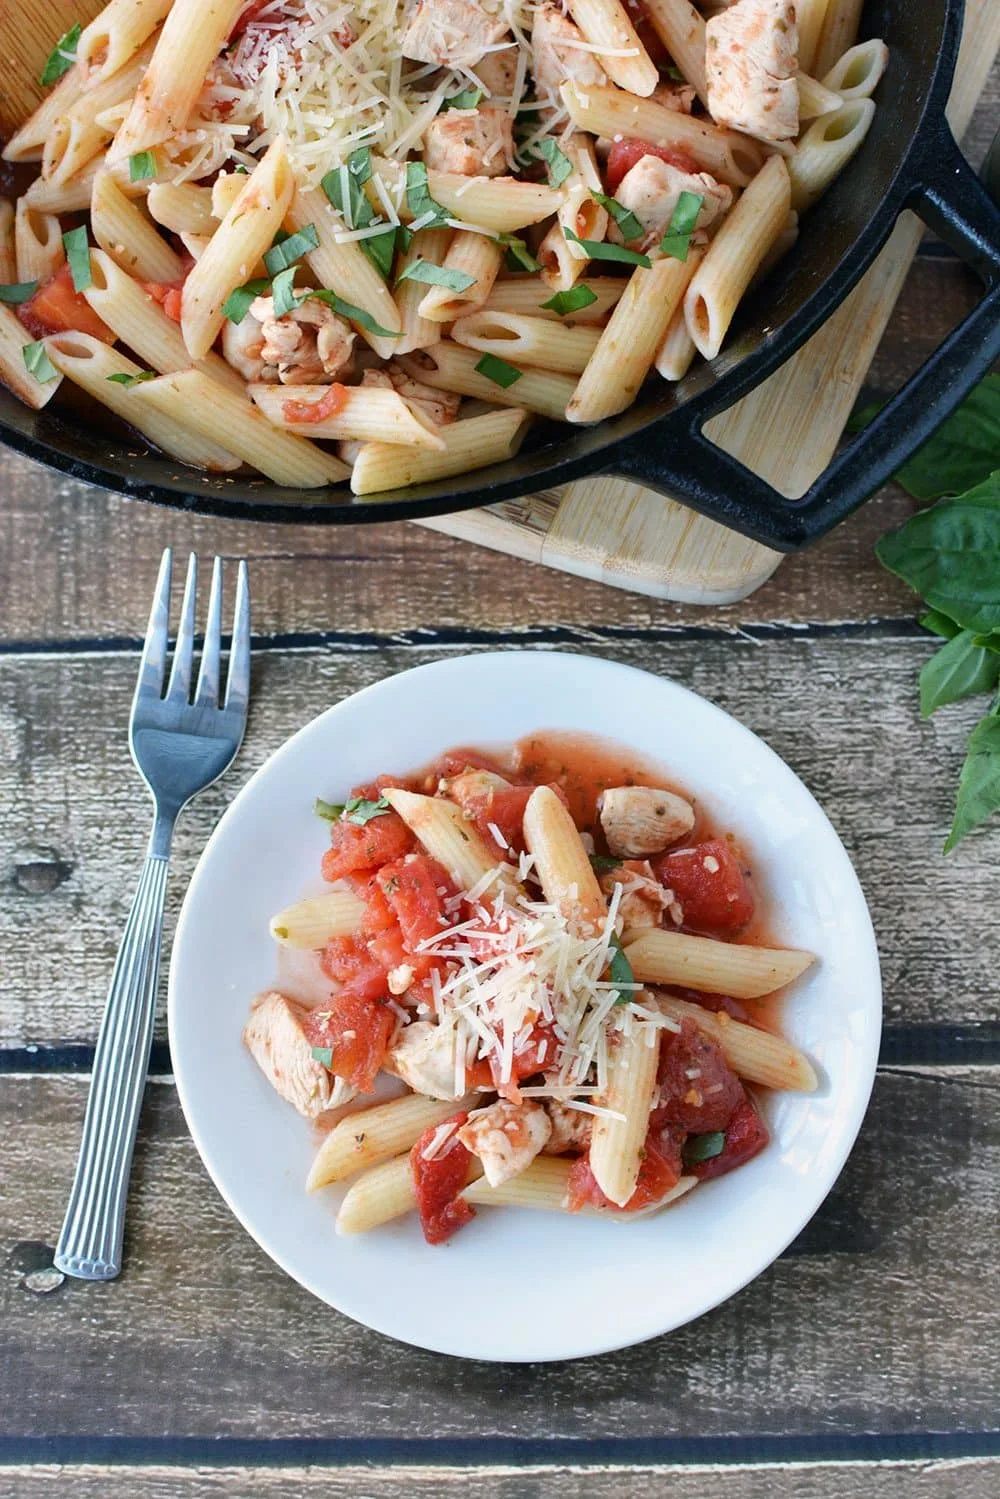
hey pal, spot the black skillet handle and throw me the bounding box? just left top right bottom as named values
left=607, top=125, right=1000, bottom=552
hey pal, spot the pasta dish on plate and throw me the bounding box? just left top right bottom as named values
left=0, top=0, right=886, bottom=494
left=244, top=734, right=818, bottom=1244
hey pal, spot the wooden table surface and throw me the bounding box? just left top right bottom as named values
left=2, top=72, right=999, bottom=1499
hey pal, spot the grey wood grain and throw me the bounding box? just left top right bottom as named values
left=2, top=1065, right=998, bottom=1439
left=1, top=1459, right=997, bottom=1498
left=2, top=637, right=998, bottom=1048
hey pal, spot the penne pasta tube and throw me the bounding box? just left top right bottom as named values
left=384, top=788, right=522, bottom=898
left=249, top=383, right=447, bottom=450
left=77, top=0, right=173, bottom=84
left=179, top=233, right=211, bottom=262
left=654, top=302, right=698, bottom=381
left=181, top=137, right=295, bottom=361
left=335, top=1154, right=417, bottom=1234
left=146, top=181, right=217, bottom=236
left=109, top=0, right=244, bottom=162
left=397, top=344, right=575, bottom=423
left=394, top=227, right=450, bottom=355
left=651, top=993, right=818, bottom=1092
left=523, top=785, right=607, bottom=933
left=483, top=277, right=625, bottom=324
left=813, top=0, right=865, bottom=79
left=268, top=888, right=365, bottom=949
left=0, top=305, right=63, bottom=408
left=821, top=38, right=889, bottom=100
left=797, top=73, right=842, bottom=120
left=418, top=232, right=503, bottom=323
left=796, top=0, right=830, bottom=75
left=426, top=174, right=562, bottom=234
left=567, top=0, right=659, bottom=95
left=787, top=99, right=875, bottom=212
left=308, top=1094, right=473, bottom=1190
left=541, top=139, right=607, bottom=291
left=25, top=158, right=106, bottom=214
left=131, top=369, right=349, bottom=487
left=451, top=310, right=602, bottom=375
left=750, top=210, right=799, bottom=287
left=560, top=81, right=764, bottom=187
left=0, top=201, right=15, bottom=284
left=211, top=172, right=246, bottom=221
left=588, top=1016, right=661, bottom=1206
left=91, top=169, right=185, bottom=284
left=286, top=185, right=402, bottom=358
left=461, top=1157, right=698, bottom=1215
left=684, top=153, right=791, bottom=359
left=640, top=0, right=709, bottom=104
left=352, top=408, right=531, bottom=497
left=567, top=251, right=699, bottom=423
left=14, top=200, right=64, bottom=285
left=623, top=927, right=815, bottom=999
left=42, top=39, right=158, bottom=185
left=3, top=65, right=87, bottom=163
left=44, top=332, right=241, bottom=470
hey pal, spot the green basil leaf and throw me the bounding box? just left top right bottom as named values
left=441, top=87, right=483, bottom=111
left=944, top=706, right=1000, bottom=852
left=405, top=161, right=450, bottom=228
left=270, top=264, right=303, bottom=318
left=22, top=340, right=58, bottom=383
left=682, top=1130, right=726, bottom=1165
left=62, top=225, right=92, bottom=293
left=540, top=284, right=599, bottom=317
left=343, top=795, right=391, bottom=825
left=589, top=854, right=620, bottom=874
left=220, top=276, right=271, bottom=324
left=314, top=797, right=345, bottom=821
left=973, top=634, right=1000, bottom=654
left=395, top=259, right=475, bottom=292
left=233, top=164, right=249, bottom=174
left=851, top=374, right=1000, bottom=500
left=919, top=630, right=1000, bottom=717
left=397, top=225, right=413, bottom=253
left=264, top=222, right=320, bottom=275
left=537, top=137, right=573, bottom=187
left=564, top=227, right=651, bottom=268
left=322, top=161, right=375, bottom=230
left=40, top=23, right=80, bottom=87
left=129, top=150, right=157, bottom=183
left=475, top=352, right=523, bottom=389
left=591, top=190, right=644, bottom=244
left=106, top=370, right=156, bottom=387
left=306, top=289, right=400, bottom=339
left=608, top=931, right=636, bottom=1005
left=875, top=474, right=1000, bottom=635
left=665, top=63, right=685, bottom=82
left=0, top=280, right=38, bottom=304
left=311, top=1046, right=334, bottom=1067
left=348, top=146, right=373, bottom=185
left=496, top=234, right=541, bottom=273
left=660, top=190, right=704, bottom=261
left=845, top=396, right=881, bottom=433
left=361, top=226, right=398, bottom=281
left=920, top=609, right=961, bottom=640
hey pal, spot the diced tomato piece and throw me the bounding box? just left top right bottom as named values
left=429, top=748, right=510, bottom=783
left=622, top=0, right=670, bottom=65
left=689, top=1094, right=769, bottom=1180
left=283, top=383, right=348, bottom=424
left=654, top=1017, right=743, bottom=1133
left=467, top=784, right=533, bottom=857
left=303, top=984, right=395, bottom=1092
left=19, top=263, right=115, bottom=343
left=229, top=0, right=280, bottom=39
left=653, top=838, right=755, bottom=935
left=321, top=810, right=414, bottom=882
left=350, top=773, right=413, bottom=801
left=567, top=1126, right=684, bottom=1213
left=605, top=139, right=702, bottom=195
left=319, top=935, right=372, bottom=984
left=367, top=922, right=439, bottom=985
left=410, top=1112, right=476, bottom=1244
left=377, top=853, right=455, bottom=950
left=489, top=1018, right=558, bottom=1095
left=345, top=871, right=396, bottom=935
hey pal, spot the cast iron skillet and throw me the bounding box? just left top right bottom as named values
left=1, top=0, right=997, bottom=549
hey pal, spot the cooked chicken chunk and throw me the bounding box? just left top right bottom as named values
left=360, top=364, right=461, bottom=428
left=706, top=0, right=799, bottom=144
left=531, top=4, right=608, bottom=103
left=248, top=290, right=356, bottom=385
left=387, top=1020, right=464, bottom=1100
left=401, top=0, right=509, bottom=69
left=650, top=78, right=697, bottom=114
left=457, top=1099, right=552, bottom=1186
left=423, top=105, right=514, bottom=176
left=473, top=37, right=519, bottom=98
left=242, top=990, right=334, bottom=1118
left=599, top=784, right=696, bottom=857
left=609, top=158, right=733, bottom=251
left=222, top=311, right=266, bottom=381
left=599, top=859, right=672, bottom=930
left=544, top=1098, right=593, bottom=1154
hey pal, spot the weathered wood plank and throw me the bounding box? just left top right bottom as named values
left=1, top=1459, right=998, bottom=1498
left=2, top=1066, right=998, bottom=1438
left=2, top=638, right=997, bottom=1047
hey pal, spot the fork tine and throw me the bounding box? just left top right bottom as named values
left=224, top=560, right=251, bottom=716
left=165, top=553, right=198, bottom=703
left=194, top=557, right=224, bottom=708
left=135, top=549, right=172, bottom=700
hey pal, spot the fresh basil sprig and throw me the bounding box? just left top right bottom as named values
left=315, top=794, right=391, bottom=825
left=40, top=24, right=80, bottom=86
left=608, top=931, right=636, bottom=1005
left=564, top=227, right=651, bottom=268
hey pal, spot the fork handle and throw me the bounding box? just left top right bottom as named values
left=55, top=820, right=174, bottom=1280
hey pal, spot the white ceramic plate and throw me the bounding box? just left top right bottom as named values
left=168, top=651, right=881, bottom=1362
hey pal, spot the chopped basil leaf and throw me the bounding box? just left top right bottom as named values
left=361, top=226, right=398, bottom=281
left=608, top=931, right=636, bottom=1005
left=106, top=370, right=156, bottom=387
left=660, top=190, right=704, bottom=261
left=683, top=1130, right=726, bottom=1165
left=40, top=23, right=80, bottom=87
left=311, top=1046, right=334, bottom=1067
left=666, top=63, right=685, bottom=82
left=264, top=222, right=320, bottom=275
left=475, top=352, right=523, bottom=389
left=564, top=227, right=651, bottom=268
left=591, top=190, right=644, bottom=245
left=22, top=341, right=58, bottom=383
left=220, top=276, right=271, bottom=324
left=348, top=146, right=373, bottom=185
left=314, top=797, right=345, bottom=821
left=540, top=284, right=599, bottom=318
left=496, top=233, right=541, bottom=273
left=537, top=137, right=573, bottom=187
left=0, top=280, right=38, bottom=304
left=62, top=225, right=92, bottom=293
left=129, top=150, right=157, bottom=183
left=270, top=264, right=303, bottom=318
left=271, top=227, right=291, bottom=247
left=233, top=164, right=249, bottom=174
left=397, top=225, right=413, bottom=253
left=396, top=259, right=475, bottom=293
left=306, top=289, right=400, bottom=339
left=405, top=161, right=450, bottom=228
left=342, top=795, right=391, bottom=824
left=441, top=87, right=483, bottom=111
left=589, top=853, right=620, bottom=874
left=322, top=162, right=374, bottom=231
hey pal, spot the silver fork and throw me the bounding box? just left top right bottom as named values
left=54, top=549, right=251, bottom=1281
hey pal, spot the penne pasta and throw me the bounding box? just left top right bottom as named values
left=787, top=99, right=875, bottom=212
left=91, top=169, right=185, bottom=284
left=640, top=0, right=709, bottom=104
left=249, top=383, right=447, bottom=450
left=0, top=201, right=15, bottom=284
left=813, top=0, right=865, bottom=79
left=0, top=305, right=62, bottom=408
left=14, top=200, right=64, bottom=285
left=797, top=73, right=843, bottom=120
left=383, top=788, right=522, bottom=897
left=77, top=0, right=174, bottom=84
left=651, top=993, right=818, bottom=1092
left=623, top=927, right=815, bottom=999
left=796, top=0, right=831, bottom=75
left=461, top=1157, right=698, bottom=1215
left=426, top=173, right=562, bottom=234
left=482, top=277, right=625, bottom=325
left=308, top=1094, right=471, bottom=1190
left=417, top=231, right=503, bottom=323
left=146, top=181, right=217, bottom=236
left=540, top=139, right=607, bottom=291
left=820, top=39, right=889, bottom=101
left=523, top=785, right=606, bottom=933
left=42, top=39, right=158, bottom=185
left=654, top=302, right=698, bottom=381
left=394, top=227, right=450, bottom=355
left=3, top=65, right=87, bottom=164
left=286, top=185, right=402, bottom=358
left=397, top=343, right=576, bottom=423
left=351, top=407, right=530, bottom=497
left=25, top=158, right=106, bottom=214
left=268, top=888, right=365, bottom=949
left=588, top=1016, right=662, bottom=1206
left=567, top=0, right=660, bottom=96
left=335, top=1154, right=417, bottom=1234
left=451, top=310, right=602, bottom=376
left=131, top=368, right=349, bottom=486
